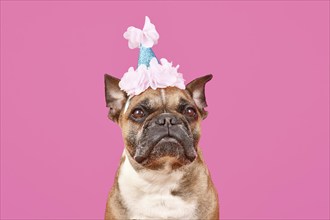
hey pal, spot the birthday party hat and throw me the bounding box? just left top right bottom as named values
left=119, top=16, right=185, bottom=97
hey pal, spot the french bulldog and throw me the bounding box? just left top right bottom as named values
left=104, top=74, right=219, bottom=219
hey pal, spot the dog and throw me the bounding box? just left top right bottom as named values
left=104, top=73, right=219, bottom=219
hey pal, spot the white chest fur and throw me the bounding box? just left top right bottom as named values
left=118, top=154, right=197, bottom=219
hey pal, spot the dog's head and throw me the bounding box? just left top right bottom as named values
left=105, top=74, right=212, bottom=170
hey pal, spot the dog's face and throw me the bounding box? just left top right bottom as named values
left=105, top=74, right=212, bottom=170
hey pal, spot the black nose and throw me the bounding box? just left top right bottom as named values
left=155, top=113, right=181, bottom=126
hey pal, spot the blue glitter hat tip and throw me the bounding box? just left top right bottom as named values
left=138, top=46, right=158, bottom=67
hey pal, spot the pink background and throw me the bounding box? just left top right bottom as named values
left=1, top=1, right=329, bottom=219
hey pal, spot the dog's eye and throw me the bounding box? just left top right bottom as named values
left=184, top=107, right=197, bottom=118
left=132, top=108, right=145, bottom=119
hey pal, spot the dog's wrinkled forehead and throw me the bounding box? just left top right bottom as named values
left=124, top=87, right=194, bottom=114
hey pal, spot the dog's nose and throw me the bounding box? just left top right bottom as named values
left=155, top=114, right=181, bottom=126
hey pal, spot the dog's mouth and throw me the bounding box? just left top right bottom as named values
left=158, top=136, right=180, bottom=144
left=134, top=132, right=197, bottom=166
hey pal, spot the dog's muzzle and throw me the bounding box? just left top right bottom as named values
left=134, top=113, right=197, bottom=163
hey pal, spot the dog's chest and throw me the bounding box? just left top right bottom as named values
left=118, top=157, right=197, bottom=219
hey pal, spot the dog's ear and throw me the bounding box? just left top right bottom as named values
left=186, top=74, right=213, bottom=120
left=104, top=74, right=128, bottom=123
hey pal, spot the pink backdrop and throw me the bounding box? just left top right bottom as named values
left=1, top=1, right=329, bottom=219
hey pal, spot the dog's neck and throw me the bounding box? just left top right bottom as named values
left=121, top=150, right=185, bottom=189
left=117, top=150, right=199, bottom=219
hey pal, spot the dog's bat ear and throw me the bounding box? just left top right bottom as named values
left=104, top=74, right=128, bottom=123
left=186, top=74, right=213, bottom=120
